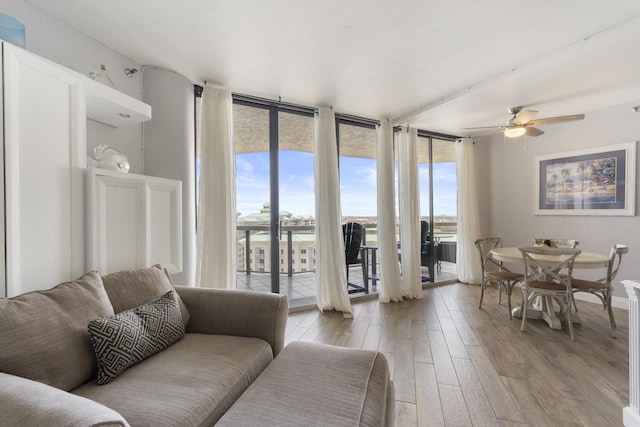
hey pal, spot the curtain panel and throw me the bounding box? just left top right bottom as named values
left=377, top=121, right=403, bottom=302
left=196, top=85, right=237, bottom=289
left=398, top=127, right=424, bottom=300
left=455, top=137, right=482, bottom=284
left=314, top=107, right=354, bottom=317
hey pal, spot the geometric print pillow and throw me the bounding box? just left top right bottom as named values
left=88, top=291, right=185, bottom=385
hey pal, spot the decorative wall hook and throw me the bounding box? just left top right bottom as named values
left=124, top=67, right=138, bottom=77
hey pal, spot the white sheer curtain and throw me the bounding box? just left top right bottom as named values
left=196, top=85, right=237, bottom=289
left=314, top=107, right=354, bottom=317
left=398, top=127, right=424, bottom=300
left=377, top=121, right=403, bottom=302
left=455, top=137, right=482, bottom=284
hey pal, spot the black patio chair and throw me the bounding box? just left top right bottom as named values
left=342, top=222, right=368, bottom=294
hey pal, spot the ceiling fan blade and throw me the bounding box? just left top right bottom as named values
left=513, top=110, right=538, bottom=125
left=525, top=126, right=544, bottom=137
left=464, top=125, right=506, bottom=130
left=528, top=114, right=585, bottom=127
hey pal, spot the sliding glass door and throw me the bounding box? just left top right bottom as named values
left=417, top=135, right=457, bottom=282
left=233, top=100, right=315, bottom=296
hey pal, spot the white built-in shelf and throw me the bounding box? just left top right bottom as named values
left=84, top=75, right=152, bottom=127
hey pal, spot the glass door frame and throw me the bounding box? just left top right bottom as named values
left=416, top=129, right=458, bottom=282
left=233, top=95, right=314, bottom=294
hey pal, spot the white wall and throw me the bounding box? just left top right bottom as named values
left=0, top=0, right=144, bottom=171
left=142, top=68, right=196, bottom=286
left=480, top=100, right=640, bottom=300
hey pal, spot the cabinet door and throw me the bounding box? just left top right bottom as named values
left=3, top=43, right=85, bottom=297
left=87, top=169, right=182, bottom=275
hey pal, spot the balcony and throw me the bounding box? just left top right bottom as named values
left=236, top=223, right=459, bottom=308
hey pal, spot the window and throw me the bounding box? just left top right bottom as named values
left=338, top=121, right=377, bottom=246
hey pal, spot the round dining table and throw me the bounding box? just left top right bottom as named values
left=489, top=247, right=610, bottom=330
left=490, top=247, right=609, bottom=269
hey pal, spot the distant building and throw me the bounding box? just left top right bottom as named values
left=237, top=203, right=317, bottom=273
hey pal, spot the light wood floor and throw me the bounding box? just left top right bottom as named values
left=285, top=282, right=629, bottom=426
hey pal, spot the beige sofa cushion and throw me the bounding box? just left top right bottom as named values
left=0, top=272, right=114, bottom=391
left=102, top=264, right=190, bottom=327
left=74, top=334, right=273, bottom=426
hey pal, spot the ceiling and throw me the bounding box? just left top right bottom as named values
left=26, top=0, right=640, bottom=139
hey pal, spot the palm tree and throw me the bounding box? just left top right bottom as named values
left=561, top=168, right=570, bottom=193
left=578, top=162, right=588, bottom=193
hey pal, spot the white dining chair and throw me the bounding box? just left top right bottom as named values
left=518, top=246, right=581, bottom=341
left=475, top=238, right=523, bottom=319
left=571, top=243, right=628, bottom=337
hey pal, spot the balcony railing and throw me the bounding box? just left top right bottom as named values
left=237, top=222, right=457, bottom=276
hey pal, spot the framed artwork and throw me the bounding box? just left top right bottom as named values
left=534, top=141, right=636, bottom=216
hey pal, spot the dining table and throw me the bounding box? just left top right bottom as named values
left=489, top=246, right=610, bottom=330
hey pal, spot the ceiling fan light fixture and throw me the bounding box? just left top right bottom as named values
left=504, top=127, right=526, bottom=138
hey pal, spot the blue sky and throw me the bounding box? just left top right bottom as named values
left=236, top=151, right=457, bottom=218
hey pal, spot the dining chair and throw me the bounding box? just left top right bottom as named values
left=533, top=238, right=580, bottom=248
left=571, top=244, right=628, bottom=337
left=518, top=246, right=581, bottom=341
left=474, top=238, right=524, bottom=318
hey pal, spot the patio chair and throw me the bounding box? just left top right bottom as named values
left=518, top=246, right=581, bottom=341
left=571, top=243, right=628, bottom=337
left=342, top=222, right=368, bottom=294
left=420, top=220, right=435, bottom=282
left=475, top=238, right=523, bottom=318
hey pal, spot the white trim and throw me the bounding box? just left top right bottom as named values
left=573, top=292, right=628, bottom=310
left=625, top=406, right=640, bottom=427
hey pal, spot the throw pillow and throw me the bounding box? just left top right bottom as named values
left=88, top=291, right=185, bottom=385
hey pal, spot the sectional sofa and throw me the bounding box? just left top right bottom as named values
left=0, top=265, right=394, bottom=426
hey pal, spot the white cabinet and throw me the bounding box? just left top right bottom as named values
left=0, top=42, right=153, bottom=297
left=87, top=169, right=182, bottom=275
left=2, top=43, right=86, bottom=297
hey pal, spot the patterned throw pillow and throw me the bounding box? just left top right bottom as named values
left=88, top=291, right=185, bottom=385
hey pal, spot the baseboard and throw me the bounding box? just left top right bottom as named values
left=573, top=292, right=628, bottom=311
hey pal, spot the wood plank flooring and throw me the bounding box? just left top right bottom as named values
left=285, top=283, right=629, bottom=426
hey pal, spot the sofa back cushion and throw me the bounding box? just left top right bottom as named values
left=0, top=272, right=114, bottom=391
left=101, top=264, right=190, bottom=327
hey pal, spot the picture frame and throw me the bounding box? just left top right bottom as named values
left=534, top=141, right=636, bottom=216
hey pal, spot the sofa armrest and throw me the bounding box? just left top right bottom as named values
left=175, top=287, right=288, bottom=356
left=0, top=373, right=129, bottom=427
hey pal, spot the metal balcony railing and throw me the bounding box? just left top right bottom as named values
left=237, top=222, right=457, bottom=276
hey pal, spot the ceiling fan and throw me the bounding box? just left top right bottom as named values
left=466, top=106, right=585, bottom=138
